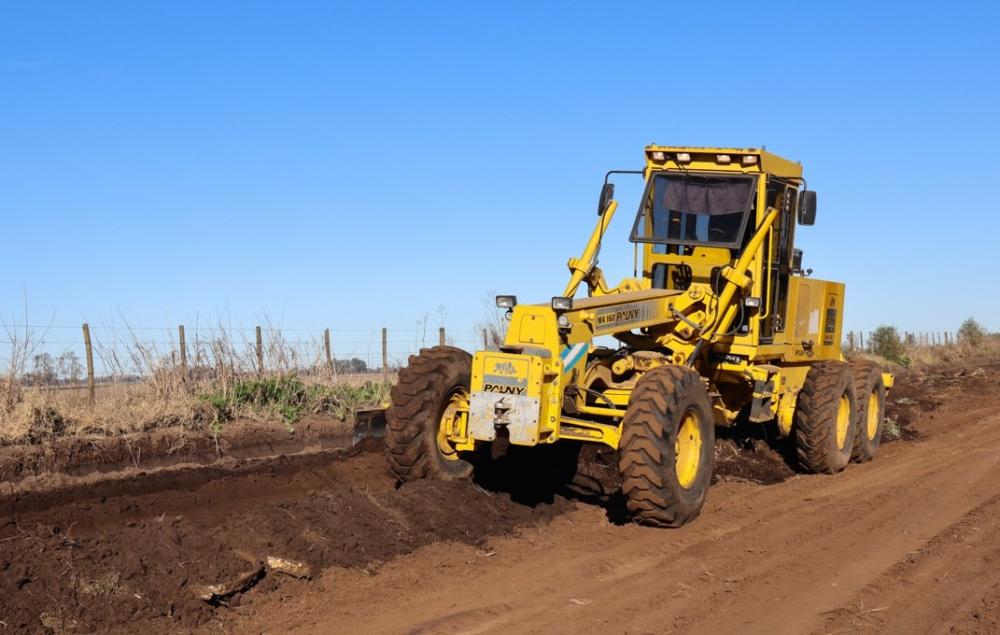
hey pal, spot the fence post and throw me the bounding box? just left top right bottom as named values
left=382, top=327, right=388, bottom=381
left=859, top=331, right=864, bottom=351
left=178, top=325, right=187, bottom=385
left=439, top=326, right=446, bottom=347
left=847, top=331, right=855, bottom=351
left=82, top=323, right=95, bottom=405
left=324, top=328, right=333, bottom=378
left=255, top=326, right=264, bottom=375
left=482, top=328, right=488, bottom=349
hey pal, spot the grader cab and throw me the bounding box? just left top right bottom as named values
left=383, top=146, right=891, bottom=527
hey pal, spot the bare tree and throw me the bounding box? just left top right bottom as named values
left=474, top=291, right=507, bottom=350
left=58, top=350, right=83, bottom=384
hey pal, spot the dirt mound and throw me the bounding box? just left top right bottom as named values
left=884, top=363, right=1000, bottom=442
left=714, top=437, right=795, bottom=485
left=0, top=414, right=351, bottom=484
left=0, top=448, right=568, bottom=632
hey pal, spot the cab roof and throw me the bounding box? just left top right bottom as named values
left=643, top=145, right=803, bottom=180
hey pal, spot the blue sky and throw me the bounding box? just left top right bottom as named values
left=3, top=1, right=999, bottom=364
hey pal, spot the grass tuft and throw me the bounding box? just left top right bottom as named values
left=199, top=374, right=390, bottom=427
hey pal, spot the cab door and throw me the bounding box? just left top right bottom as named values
left=760, top=183, right=798, bottom=342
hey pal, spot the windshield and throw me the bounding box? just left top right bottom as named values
left=630, top=172, right=755, bottom=248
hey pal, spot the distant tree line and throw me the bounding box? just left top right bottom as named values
left=19, top=350, right=372, bottom=386
left=22, top=351, right=84, bottom=385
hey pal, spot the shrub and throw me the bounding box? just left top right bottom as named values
left=200, top=375, right=390, bottom=426
left=869, top=325, right=909, bottom=365
left=957, top=317, right=987, bottom=347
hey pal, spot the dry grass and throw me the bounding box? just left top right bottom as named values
left=0, top=321, right=394, bottom=446
left=847, top=337, right=1000, bottom=372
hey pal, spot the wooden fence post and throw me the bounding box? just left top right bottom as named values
left=178, top=325, right=187, bottom=385
left=439, top=326, right=446, bottom=347
left=859, top=331, right=865, bottom=351
left=82, top=323, right=95, bottom=405
left=255, top=326, right=264, bottom=375
left=847, top=331, right=855, bottom=351
left=382, top=327, right=388, bottom=381
left=324, top=328, right=333, bottom=378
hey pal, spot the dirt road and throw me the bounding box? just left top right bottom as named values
left=3, top=365, right=999, bottom=633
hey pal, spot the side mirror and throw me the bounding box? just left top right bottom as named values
left=792, top=248, right=804, bottom=273
left=598, top=182, right=615, bottom=216
left=798, top=190, right=817, bottom=225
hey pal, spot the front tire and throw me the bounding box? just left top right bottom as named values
left=794, top=361, right=857, bottom=474
left=618, top=366, right=715, bottom=528
left=385, top=346, right=475, bottom=482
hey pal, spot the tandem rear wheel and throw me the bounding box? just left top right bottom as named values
left=794, top=361, right=858, bottom=474
left=850, top=361, right=887, bottom=463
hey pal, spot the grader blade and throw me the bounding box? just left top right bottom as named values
left=352, top=406, right=388, bottom=446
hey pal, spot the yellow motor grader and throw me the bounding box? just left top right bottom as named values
left=381, top=146, right=892, bottom=527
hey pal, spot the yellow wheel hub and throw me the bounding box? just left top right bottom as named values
left=866, top=391, right=880, bottom=440
left=675, top=410, right=702, bottom=489
left=835, top=394, right=851, bottom=449
left=437, top=388, right=469, bottom=462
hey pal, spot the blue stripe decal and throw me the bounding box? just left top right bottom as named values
left=561, top=343, right=587, bottom=372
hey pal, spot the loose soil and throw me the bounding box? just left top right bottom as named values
left=0, top=414, right=352, bottom=485
left=1, top=362, right=997, bottom=633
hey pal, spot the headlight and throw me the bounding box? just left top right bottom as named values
left=551, top=296, right=573, bottom=312
left=743, top=296, right=762, bottom=308
left=495, top=295, right=517, bottom=309
left=557, top=314, right=571, bottom=329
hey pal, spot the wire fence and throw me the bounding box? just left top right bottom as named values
left=844, top=330, right=962, bottom=353
left=6, top=321, right=974, bottom=392
left=0, top=322, right=497, bottom=392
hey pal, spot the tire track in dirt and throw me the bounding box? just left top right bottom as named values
left=815, top=492, right=1000, bottom=634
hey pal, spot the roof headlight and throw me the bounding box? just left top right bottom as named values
left=551, top=296, right=574, bottom=312
left=495, top=295, right=517, bottom=309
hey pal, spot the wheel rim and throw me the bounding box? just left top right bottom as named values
left=866, top=390, right=880, bottom=440
left=675, top=409, right=702, bottom=489
left=835, top=393, right=851, bottom=449
left=437, top=388, right=469, bottom=462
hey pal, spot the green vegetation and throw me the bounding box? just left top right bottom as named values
left=958, top=317, right=988, bottom=346
left=868, top=325, right=910, bottom=366
left=200, top=374, right=390, bottom=427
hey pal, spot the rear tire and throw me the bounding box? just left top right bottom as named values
left=794, top=361, right=857, bottom=474
left=850, top=362, right=886, bottom=463
left=385, top=346, right=475, bottom=482
left=618, top=366, right=715, bottom=528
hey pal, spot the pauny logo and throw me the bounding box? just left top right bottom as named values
left=483, top=383, right=526, bottom=395
left=492, top=361, right=517, bottom=375
left=596, top=307, right=640, bottom=326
